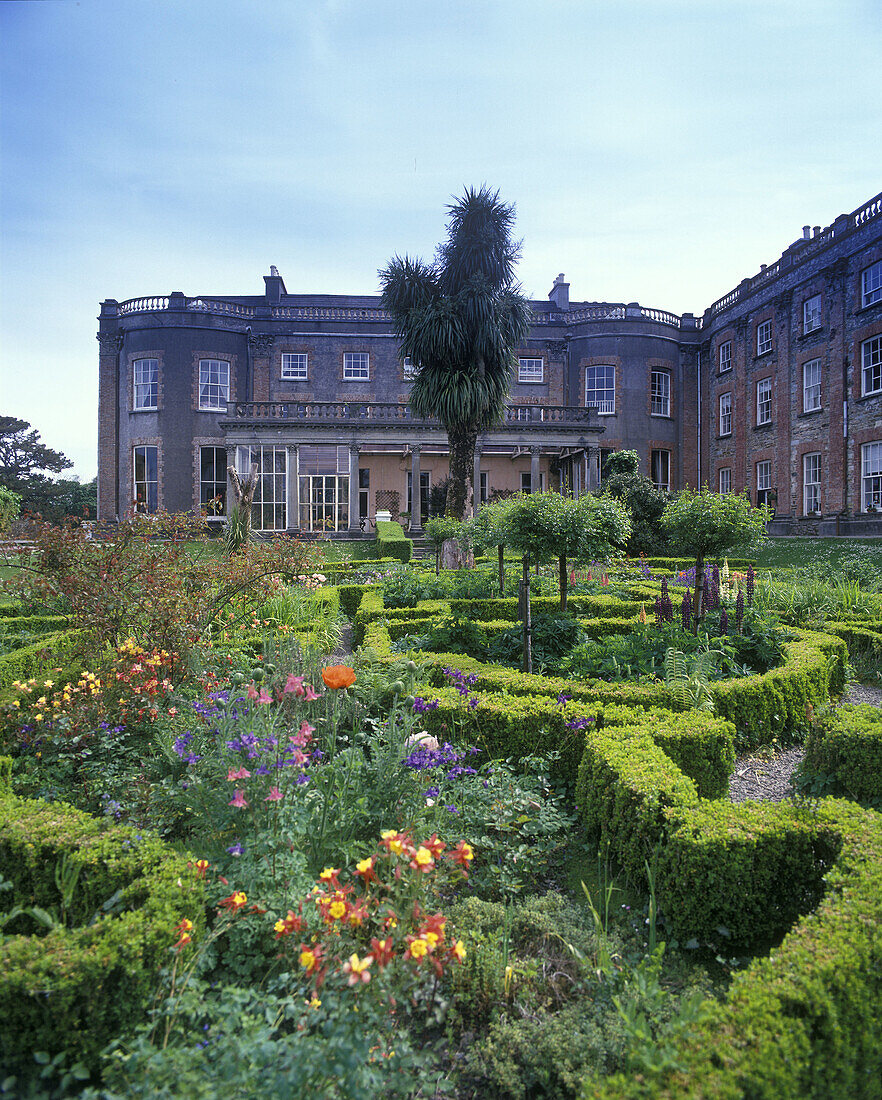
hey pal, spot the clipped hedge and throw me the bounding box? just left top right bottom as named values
left=0, top=629, right=82, bottom=695
left=374, top=520, right=412, bottom=563
left=0, top=792, right=204, bottom=1075
left=711, top=629, right=847, bottom=750
left=801, top=704, right=882, bottom=804
left=417, top=686, right=734, bottom=796
left=586, top=800, right=882, bottom=1099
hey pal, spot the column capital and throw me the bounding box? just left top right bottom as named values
left=529, top=445, right=541, bottom=455
left=248, top=332, right=275, bottom=356
left=97, top=332, right=123, bottom=355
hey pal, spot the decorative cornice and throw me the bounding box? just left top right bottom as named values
left=544, top=339, right=569, bottom=357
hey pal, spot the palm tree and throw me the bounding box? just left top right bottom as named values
left=379, top=186, right=532, bottom=520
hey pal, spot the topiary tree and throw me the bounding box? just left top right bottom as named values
left=501, top=492, right=631, bottom=672
left=465, top=493, right=524, bottom=595
left=599, top=449, right=670, bottom=555
left=660, top=488, right=770, bottom=629
left=423, top=515, right=463, bottom=575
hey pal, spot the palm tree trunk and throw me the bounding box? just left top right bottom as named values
left=446, top=424, right=479, bottom=521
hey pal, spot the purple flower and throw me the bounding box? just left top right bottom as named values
left=226, top=842, right=244, bottom=856
left=412, top=696, right=439, bottom=714
left=557, top=692, right=572, bottom=707
left=566, top=716, right=595, bottom=731
left=467, top=697, right=478, bottom=710
left=424, top=785, right=440, bottom=799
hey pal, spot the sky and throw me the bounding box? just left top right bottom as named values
left=1, top=0, right=881, bottom=480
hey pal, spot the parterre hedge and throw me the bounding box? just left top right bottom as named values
left=0, top=787, right=204, bottom=1075
left=374, top=520, right=412, bottom=563
left=801, top=704, right=882, bottom=804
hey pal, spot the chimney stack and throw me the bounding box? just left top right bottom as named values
left=548, top=273, right=569, bottom=311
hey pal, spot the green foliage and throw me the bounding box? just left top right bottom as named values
left=798, top=704, right=882, bottom=805
left=374, top=520, right=412, bottom=563
left=500, top=492, right=631, bottom=566
left=423, top=515, right=462, bottom=548
left=380, top=186, right=532, bottom=519
left=488, top=613, right=587, bottom=671
left=600, top=451, right=672, bottom=556
left=0, top=793, right=204, bottom=1078
left=0, top=486, right=21, bottom=534
left=661, top=488, right=770, bottom=565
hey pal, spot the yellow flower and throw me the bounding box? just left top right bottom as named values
left=308, top=996, right=322, bottom=1009
left=319, top=867, right=340, bottom=881
left=300, top=948, right=317, bottom=970
left=44, top=680, right=54, bottom=688
left=423, top=931, right=440, bottom=950
left=356, top=857, right=373, bottom=875
left=274, top=919, right=286, bottom=934
left=409, top=938, right=428, bottom=959
left=414, top=847, right=433, bottom=867
left=328, top=900, right=346, bottom=921
left=453, top=940, right=467, bottom=961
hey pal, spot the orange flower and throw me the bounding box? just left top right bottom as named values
left=321, top=665, right=356, bottom=690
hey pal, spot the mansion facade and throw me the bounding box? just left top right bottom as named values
left=97, top=189, right=882, bottom=536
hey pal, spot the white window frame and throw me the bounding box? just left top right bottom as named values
left=862, top=336, right=882, bottom=396
left=585, top=365, right=615, bottom=415
left=803, top=359, right=822, bottom=412
left=133, top=445, right=158, bottom=514
left=861, top=442, right=882, bottom=511
left=803, top=452, right=821, bottom=514
left=343, top=352, right=370, bottom=381
left=237, top=444, right=288, bottom=531
left=756, top=377, right=773, bottom=425
left=650, top=449, right=670, bottom=492
left=199, top=445, right=227, bottom=518
left=756, top=319, right=773, bottom=356
left=281, top=352, right=308, bottom=381
left=756, top=460, right=772, bottom=506
left=650, top=371, right=671, bottom=417
left=719, top=467, right=732, bottom=495
left=719, top=392, right=732, bottom=436
left=718, top=340, right=732, bottom=373
left=803, top=294, right=821, bottom=334
left=862, top=260, right=882, bottom=308
left=518, top=357, right=544, bottom=383
left=402, top=356, right=418, bottom=380
left=198, top=359, right=230, bottom=411
left=133, top=358, right=158, bottom=411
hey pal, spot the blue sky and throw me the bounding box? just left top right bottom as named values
left=1, top=0, right=880, bottom=479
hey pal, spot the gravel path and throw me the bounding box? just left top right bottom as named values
left=726, top=683, right=882, bottom=803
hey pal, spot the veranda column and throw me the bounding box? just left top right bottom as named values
left=530, top=446, right=541, bottom=493
left=289, top=445, right=300, bottom=531
left=348, top=443, right=361, bottom=534
left=409, top=444, right=422, bottom=533
left=586, top=446, right=600, bottom=491
left=473, top=446, right=482, bottom=515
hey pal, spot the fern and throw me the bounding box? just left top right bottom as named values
left=664, top=646, right=715, bottom=712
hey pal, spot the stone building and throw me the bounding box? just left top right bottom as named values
left=97, top=190, right=882, bottom=536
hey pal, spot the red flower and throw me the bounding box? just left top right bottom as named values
left=218, top=890, right=248, bottom=912
left=369, top=936, right=395, bottom=969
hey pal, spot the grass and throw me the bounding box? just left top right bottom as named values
left=754, top=537, right=882, bottom=572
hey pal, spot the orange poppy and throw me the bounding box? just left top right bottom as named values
left=321, top=665, right=356, bottom=690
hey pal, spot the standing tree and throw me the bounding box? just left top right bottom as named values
left=660, top=488, right=770, bottom=629
left=0, top=415, right=79, bottom=520
left=379, top=186, right=532, bottom=520
left=598, top=449, right=670, bottom=556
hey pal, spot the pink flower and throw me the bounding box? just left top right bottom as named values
left=289, top=748, right=307, bottom=766
left=290, top=720, right=315, bottom=747
left=247, top=685, right=259, bottom=700
left=264, top=786, right=283, bottom=802
left=258, top=689, right=272, bottom=705
left=227, top=766, right=251, bottom=781
left=303, top=684, right=320, bottom=701
left=229, top=789, right=249, bottom=808
left=283, top=674, right=305, bottom=696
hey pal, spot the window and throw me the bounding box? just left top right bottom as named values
left=238, top=444, right=287, bottom=531
left=479, top=471, right=489, bottom=504
left=199, top=359, right=230, bottom=410
left=297, top=445, right=349, bottom=532
left=407, top=470, right=431, bottom=524
left=518, top=358, right=544, bottom=383
left=650, top=371, right=671, bottom=417
left=402, top=356, right=418, bottom=380
left=585, top=365, right=615, bottom=414
left=359, top=468, right=370, bottom=523
left=718, top=341, right=732, bottom=373
left=719, top=467, right=732, bottom=495
left=862, top=336, right=882, bottom=396
left=343, top=352, right=370, bottom=380
left=862, top=260, right=882, bottom=308
left=133, top=359, right=158, bottom=410
left=756, top=378, right=772, bottom=425
left=200, top=446, right=227, bottom=517
left=862, top=442, right=882, bottom=510
left=803, top=359, right=822, bottom=412
left=803, top=453, right=821, bottom=514
left=133, top=445, right=158, bottom=514
left=650, top=450, right=670, bottom=492
left=281, top=353, right=308, bottom=381
left=756, top=319, right=773, bottom=356
left=520, top=471, right=545, bottom=494
left=803, top=294, right=821, bottom=334
left=755, top=460, right=772, bottom=507
left=719, top=392, right=732, bottom=436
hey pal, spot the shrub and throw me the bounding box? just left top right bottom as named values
left=374, top=520, right=412, bottom=563
left=0, top=793, right=204, bottom=1076
left=799, top=704, right=882, bottom=805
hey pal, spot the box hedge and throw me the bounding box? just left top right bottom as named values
left=0, top=792, right=204, bottom=1075
left=374, top=520, right=412, bottom=563
left=801, top=704, right=882, bottom=804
